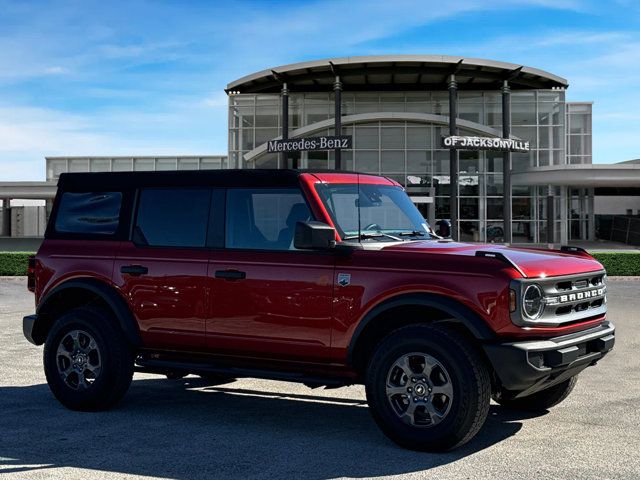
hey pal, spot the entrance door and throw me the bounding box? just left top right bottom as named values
left=114, top=188, right=214, bottom=350
left=207, top=187, right=334, bottom=362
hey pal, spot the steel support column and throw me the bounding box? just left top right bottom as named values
left=502, top=80, right=512, bottom=244
left=587, top=188, right=596, bottom=241
left=547, top=185, right=555, bottom=246
left=1, top=198, right=11, bottom=236
left=334, top=76, right=342, bottom=170
left=448, top=75, right=458, bottom=241
left=281, top=83, right=290, bottom=168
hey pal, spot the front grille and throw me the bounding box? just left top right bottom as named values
left=555, top=274, right=604, bottom=292
left=512, top=270, right=607, bottom=327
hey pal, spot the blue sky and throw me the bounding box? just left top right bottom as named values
left=0, top=0, right=639, bottom=180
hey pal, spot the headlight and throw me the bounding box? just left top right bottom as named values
left=522, top=284, right=544, bottom=320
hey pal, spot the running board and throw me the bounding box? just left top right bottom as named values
left=135, top=357, right=352, bottom=388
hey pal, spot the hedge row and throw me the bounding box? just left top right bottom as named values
left=0, top=252, right=32, bottom=276
left=591, top=252, right=640, bottom=277
left=1, top=251, right=640, bottom=276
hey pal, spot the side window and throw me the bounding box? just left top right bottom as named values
left=226, top=188, right=312, bottom=250
left=134, top=188, right=211, bottom=247
left=55, top=191, right=122, bottom=235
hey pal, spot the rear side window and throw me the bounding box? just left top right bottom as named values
left=134, top=188, right=211, bottom=248
left=55, top=192, right=122, bottom=235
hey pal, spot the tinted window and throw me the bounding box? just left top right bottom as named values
left=226, top=188, right=311, bottom=250
left=135, top=189, right=210, bottom=247
left=55, top=192, right=122, bottom=235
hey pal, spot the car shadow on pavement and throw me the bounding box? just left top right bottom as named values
left=0, top=377, right=544, bottom=479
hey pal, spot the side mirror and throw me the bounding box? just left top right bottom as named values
left=294, top=221, right=336, bottom=250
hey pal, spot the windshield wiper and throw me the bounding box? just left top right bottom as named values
left=397, top=230, right=428, bottom=237
left=343, top=232, right=402, bottom=241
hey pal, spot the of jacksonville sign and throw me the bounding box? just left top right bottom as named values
left=442, top=135, right=530, bottom=153
left=267, top=135, right=352, bottom=153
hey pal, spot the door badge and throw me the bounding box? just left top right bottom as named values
left=337, top=273, right=351, bottom=287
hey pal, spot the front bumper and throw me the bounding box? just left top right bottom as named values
left=23, top=314, right=39, bottom=345
left=483, top=321, right=615, bottom=397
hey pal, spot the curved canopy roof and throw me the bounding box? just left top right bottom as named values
left=226, top=55, right=568, bottom=93
left=512, top=164, right=640, bottom=188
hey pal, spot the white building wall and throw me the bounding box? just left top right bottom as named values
left=595, top=196, right=640, bottom=215
left=10, top=206, right=47, bottom=237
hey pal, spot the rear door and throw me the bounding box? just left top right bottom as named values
left=114, top=187, right=216, bottom=351
left=206, top=187, right=335, bottom=362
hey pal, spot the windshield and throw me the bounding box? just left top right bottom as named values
left=315, top=183, right=434, bottom=242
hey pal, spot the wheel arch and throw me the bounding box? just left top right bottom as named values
left=34, top=278, right=141, bottom=347
left=348, top=293, right=495, bottom=376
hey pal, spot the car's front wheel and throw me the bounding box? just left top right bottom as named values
left=43, top=307, right=134, bottom=411
left=365, top=325, right=490, bottom=451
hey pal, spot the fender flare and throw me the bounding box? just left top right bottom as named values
left=347, top=293, right=495, bottom=365
left=36, top=278, right=141, bottom=347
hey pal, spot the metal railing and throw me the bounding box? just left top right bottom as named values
left=596, top=215, right=640, bottom=246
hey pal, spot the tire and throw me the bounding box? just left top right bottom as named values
left=365, top=325, right=490, bottom=452
left=43, top=307, right=134, bottom=411
left=494, top=376, right=578, bottom=412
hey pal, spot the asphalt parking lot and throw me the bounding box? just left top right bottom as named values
left=1, top=277, right=638, bottom=480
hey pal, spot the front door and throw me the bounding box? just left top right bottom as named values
left=114, top=187, right=214, bottom=350
left=207, top=187, right=334, bottom=362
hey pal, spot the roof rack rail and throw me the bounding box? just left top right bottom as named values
left=475, top=250, right=527, bottom=278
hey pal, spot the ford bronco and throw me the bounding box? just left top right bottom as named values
left=23, top=169, right=615, bottom=451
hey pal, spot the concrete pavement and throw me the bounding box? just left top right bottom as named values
left=1, top=277, right=638, bottom=480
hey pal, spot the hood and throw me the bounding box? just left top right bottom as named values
left=381, top=241, right=604, bottom=278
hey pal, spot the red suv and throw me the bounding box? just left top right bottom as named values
left=24, top=169, right=615, bottom=451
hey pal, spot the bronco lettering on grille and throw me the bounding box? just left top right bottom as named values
left=558, top=287, right=605, bottom=303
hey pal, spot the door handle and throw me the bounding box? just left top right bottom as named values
left=215, top=270, right=246, bottom=280
left=120, top=265, right=149, bottom=276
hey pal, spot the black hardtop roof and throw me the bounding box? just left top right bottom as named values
left=57, top=169, right=385, bottom=191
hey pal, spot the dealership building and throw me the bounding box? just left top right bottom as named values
left=1, top=55, right=640, bottom=248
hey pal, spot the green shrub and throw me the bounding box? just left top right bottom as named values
left=0, top=252, right=34, bottom=276
left=1, top=251, right=639, bottom=277
left=591, top=252, right=640, bottom=276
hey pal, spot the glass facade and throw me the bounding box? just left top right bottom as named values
left=566, top=103, right=592, bottom=165
left=228, top=89, right=588, bottom=243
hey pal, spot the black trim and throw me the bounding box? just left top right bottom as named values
left=347, top=292, right=496, bottom=365
left=36, top=278, right=142, bottom=347
left=23, top=314, right=38, bottom=345
left=560, top=245, right=590, bottom=256
left=136, top=357, right=351, bottom=387
left=207, top=188, right=226, bottom=248
left=483, top=321, right=615, bottom=395
left=57, top=169, right=305, bottom=191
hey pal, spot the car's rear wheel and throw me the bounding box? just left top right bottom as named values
left=365, top=324, right=490, bottom=451
left=494, top=376, right=578, bottom=412
left=44, top=307, right=134, bottom=411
